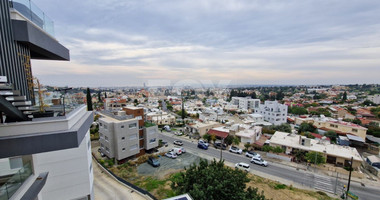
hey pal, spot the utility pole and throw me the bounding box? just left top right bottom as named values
left=345, top=157, right=353, bottom=200
left=334, top=170, right=338, bottom=195
left=314, top=151, right=317, bottom=172
left=220, top=137, right=224, bottom=161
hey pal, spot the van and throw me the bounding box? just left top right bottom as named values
left=235, top=162, right=250, bottom=172
left=169, top=147, right=182, bottom=155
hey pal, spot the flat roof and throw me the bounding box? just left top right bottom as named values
left=270, top=131, right=362, bottom=161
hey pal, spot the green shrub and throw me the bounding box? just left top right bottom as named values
left=262, top=145, right=273, bottom=152
left=274, top=184, right=287, bottom=190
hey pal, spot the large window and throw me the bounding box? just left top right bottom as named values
left=149, top=138, right=156, bottom=143
left=130, top=144, right=138, bottom=151
left=129, top=123, right=137, bottom=129
left=129, top=133, right=137, bottom=140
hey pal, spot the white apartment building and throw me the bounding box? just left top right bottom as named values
left=367, top=94, right=380, bottom=104
left=0, top=105, right=94, bottom=200
left=99, top=111, right=158, bottom=160
left=231, top=97, right=260, bottom=110
left=255, top=101, right=288, bottom=125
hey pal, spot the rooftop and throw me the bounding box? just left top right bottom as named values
left=270, top=131, right=362, bottom=161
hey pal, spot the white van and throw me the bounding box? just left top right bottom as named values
left=169, top=147, right=182, bottom=155
left=235, top=162, right=250, bottom=172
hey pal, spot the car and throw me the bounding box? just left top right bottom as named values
left=235, top=162, right=250, bottom=172
left=161, top=141, right=168, bottom=147
left=164, top=125, right=171, bottom=132
left=198, top=140, right=209, bottom=147
left=251, top=157, right=268, bottom=167
left=169, top=147, right=183, bottom=155
left=173, top=140, right=183, bottom=146
left=165, top=152, right=177, bottom=159
left=174, top=132, right=183, bottom=136
left=214, top=142, right=227, bottom=150
left=147, top=157, right=160, bottom=167
left=179, top=147, right=186, bottom=153
left=245, top=150, right=261, bottom=158
left=229, top=146, right=242, bottom=154
left=197, top=143, right=208, bottom=150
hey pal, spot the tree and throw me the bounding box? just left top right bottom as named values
left=273, top=146, right=284, bottom=153
left=352, top=118, right=362, bottom=125
left=98, top=91, right=101, bottom=102
left=171, top=159, right=267, bottom=200
left=181, top=97, right=186, bottom=125
left=233, top=136, right=240, bottom=146
left=288, top=106, right=308, bottom=115
left=324, top=130, right=337, bottom=143
left=104, top=92, right=107, bottom=98
left=244, top=143, right=251, bottom=151
left=298, top=122, right=316, bottom=134
left=210, top=135, right=217, bottom=143
left=134, top=99, right=138, bottom=105
left=203, top=134, right=211, bottom=143
left=224, top=135, right=234, bottom=146
left=305, top=152, right=326, bottom=165
left=362, top=100, right=375, bottom=106
left=342, top=91, right=347, bottom=102
left=86, top=88, right=93, bottom=111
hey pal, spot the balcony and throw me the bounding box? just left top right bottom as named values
left=0, top=161, right=32, bottom=200
left=9, top=0, right=54, bottom=36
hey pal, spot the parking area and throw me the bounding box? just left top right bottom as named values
left=138, top=152, right=201, bottom=178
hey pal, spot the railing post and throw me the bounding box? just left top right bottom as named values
left=5, top=183, right=10, bottom=199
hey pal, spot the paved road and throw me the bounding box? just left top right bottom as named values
left=159, top=133, right=380, bottom=200
left=93, top=160, right=148, bottom=200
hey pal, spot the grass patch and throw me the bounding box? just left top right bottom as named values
left=274, top=184, right=287, bottom=190
left=143, top=177, right=167, bottom=192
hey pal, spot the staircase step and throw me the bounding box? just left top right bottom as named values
left=17, top=106, right=35, bottom=111
left=6, top=96, right=27, bottom=102
left=0, top=83, right=13, bottom=90
left=0, top=90, right=20, bottom=96
left=12, top=101, right=32, bottom=106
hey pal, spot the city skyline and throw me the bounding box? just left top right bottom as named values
left=32, top=0, right=380, bottom=87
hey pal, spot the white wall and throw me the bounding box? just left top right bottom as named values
left=34, top=132, right=93, bottom=200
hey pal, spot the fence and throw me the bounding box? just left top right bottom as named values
left=92, top=154, right=158, bottom=200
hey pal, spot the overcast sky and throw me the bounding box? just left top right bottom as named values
left=31, top=0, right=380, bottom=87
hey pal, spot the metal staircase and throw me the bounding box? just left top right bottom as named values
left=0, top=76, right=34, bottom=122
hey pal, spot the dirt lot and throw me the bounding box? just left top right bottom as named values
left=138, top=152, right=201, bottom=179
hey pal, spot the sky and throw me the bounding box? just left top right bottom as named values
left=31, top=0, right=380, bottom=87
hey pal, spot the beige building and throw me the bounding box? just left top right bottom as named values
left=314, top=120, right=367, bottom=140
left=186, top=121, right=223, bottom=136
left=269, top=131, right=363, bottom=169
left=147, top=111, right=176, bottom=125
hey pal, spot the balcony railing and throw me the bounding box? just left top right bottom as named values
left=9, top=0, right=55, bottom=36
left=0, top=162, right=33, bottom=200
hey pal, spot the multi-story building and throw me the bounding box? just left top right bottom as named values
left=98, top=109, right=158, bottom=161
left=367, top=94, right=380, bottom=105
left=0, top=105, right=94, bottom=200
left=255, top=101, right=288, bottom=125
left=1, top=1, right=93, bottom=199
left=314, top=120, right=367, bottom=140
left=231, top=97, right=260, bottom=110
left=0, top=0, right=69, bottom=104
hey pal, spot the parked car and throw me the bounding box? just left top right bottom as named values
left=198, top=140, right=209, bottom=147
left=235, top=162, right=250, bottom=172
left=147, top=157, right=160, bottom=167
left=251, top=157, right=268, bottom=167
left=245, top=150, right=261, bottom=158
left=214, top=142, right=227, bottom=150
left=161, top=141, right=168, bottom=147
left=169, top=147, right=182, bottom=155
left=173, top=140, right=183, bottom=146
left=229, top=146, right=243, bottom=154
left=179, top=147, right=186, bottom=153
left=165, top=152, right=177, bottom=159
left=164, top=125, right=171, bottom=132
left=174, top=132, right=183, bottom=136
left=197, top=143, right=208, bottom=150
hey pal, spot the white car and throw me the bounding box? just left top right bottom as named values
left=245, top=151, right=261, bottom=158
left=165, top=152, right=177, bottom=159
left=251, top=157, right=268, bottom=167
left=173, top=140, right=183, bottom=146
left=229, top=146, right=242, bottom=154
left=235, top=162, right=250, bottom=172
left=178, top=147, right=186, bottom=153
left=198, top=140, right=209, bottom=147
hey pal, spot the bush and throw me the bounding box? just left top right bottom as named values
left=274, top=184, right=287, bottom=190
left=262, top=145, right=273, bottom=152
left=272, top=146, right=284, bottom=153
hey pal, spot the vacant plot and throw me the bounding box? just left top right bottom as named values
left=138, top=152, right=201, bottom=179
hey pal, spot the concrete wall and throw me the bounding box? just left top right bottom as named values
left=144, top=126, right=159, bottom=150
left=35, top=132, right=93, bottom=200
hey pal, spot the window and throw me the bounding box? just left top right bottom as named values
left=122, top=148, right=126, bottom=151
left=104, top=125, right=107, bottom=129
left=121, top=137, right=125, bottom=140
left=106, top=147, right=110, bottom=152
left=105, top=136, right=109, bottom=141
left=121, top=125, right=124, bottom=128
left=129, top=123, right=137, bottom=129
left=149, top=138, right=156, bottom=143
left=330, top=124, right=335, bottom=128
left=100, top=123, right=103, bottom=126
left=352, top=129, right=358, bottom=132
left=130, top=144, right=138, bottom=151
left=130, top=133, right=137, bottom=140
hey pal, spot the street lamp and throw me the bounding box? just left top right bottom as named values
left=345, top=157, right=353, bottom=200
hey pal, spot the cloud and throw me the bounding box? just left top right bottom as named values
left=31, top=0, right=380, bottom=86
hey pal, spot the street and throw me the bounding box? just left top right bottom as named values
left=159, top=133, right=380, bottom=200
